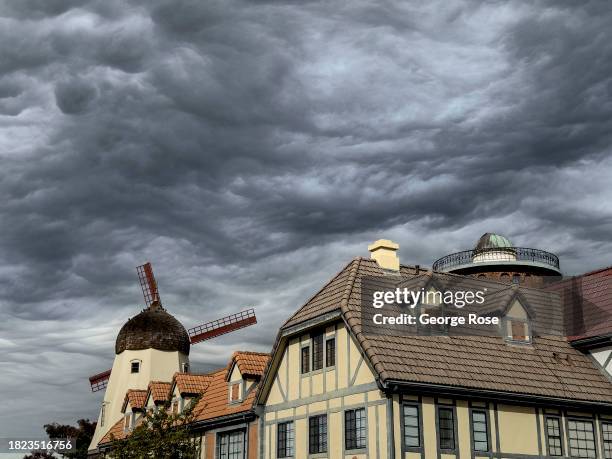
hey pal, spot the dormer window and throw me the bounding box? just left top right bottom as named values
left=504, top=300, right=531, bottom=343
left=230, top=382, right=241, bottom=402
left=131, top=360, right=140, bottom=374
left=510, top=320, right=527, bottom=340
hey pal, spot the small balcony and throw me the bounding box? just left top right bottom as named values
left=432, top=247, right=560, bottom=273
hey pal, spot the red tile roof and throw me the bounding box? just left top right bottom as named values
left=174, top=373, right=213, bottom=395
left=122, top=389, right=147, bottom=412
left=147, top=381, right=172, bottom=404
left=228, top=351, right=270, bottom=379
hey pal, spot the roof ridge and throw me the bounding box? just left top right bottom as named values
left=340, top=256, right=362, bottom=311
left=282, top=257, right=361, bottom=327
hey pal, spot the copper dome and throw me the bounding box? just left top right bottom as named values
left=115, top=302, right=190, bottom=355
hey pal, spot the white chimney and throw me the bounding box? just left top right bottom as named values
left=368, top=239, right=400, bottom=271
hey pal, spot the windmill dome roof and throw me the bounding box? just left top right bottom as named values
left=115, top=302, right=190, bottom=355
left=474, top=233, right=514, bottom=251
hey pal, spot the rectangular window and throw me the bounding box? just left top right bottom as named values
left=309, top=414, right=327, bottom=454
left=131, top=361, right=140, bottom=373
left=345, top=408, right=366, bottom=450
left=312, top=333, right=324, bottom=371
left=438, top=407, right=455, bottom=450
left=301, top=346, right=310, bottom=374
left=602, top=422, right=612, bottom=459
left=402, top=404, right=420, bottom=448
left=568, top=419, right=596, bottom=458
left=471, top=410, right=489, bottom=452
left=230, top=383, right=240, bottom=402
left=511, top=321, right=526, bottom=340
left=100, top=404, right=105, bottom=427
left=217, top=429, right=245, bottom=459
left=326, top=338, right=335, bottom=367
left=546, top=417, right=563, bottom=456
left=277, top=422, right=294, bottom=458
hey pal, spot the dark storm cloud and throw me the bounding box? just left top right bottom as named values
left=1, top=0, right=612, bottom=439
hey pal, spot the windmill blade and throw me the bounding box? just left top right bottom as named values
left=89, top=369, right=111, bottom=393
left=188, top=309, right=257, bottom=344
left=136, top=262, right=160, bottom=307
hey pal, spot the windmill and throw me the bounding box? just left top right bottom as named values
left=88, top=262, right=257, bottom=392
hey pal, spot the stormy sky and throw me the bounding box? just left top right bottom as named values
left=1, top=0, right=612, bottom=441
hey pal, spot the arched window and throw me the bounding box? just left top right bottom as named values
left=500, top=273, right=510, bottom=282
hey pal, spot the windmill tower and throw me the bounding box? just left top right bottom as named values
left=88, top=263, right=257, bottom=451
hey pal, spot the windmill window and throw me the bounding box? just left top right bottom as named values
left=131, top=361, right=140, bottom=373
left=100, top=404, right=106, bottom=427
left=181, top=362, right=189, bottom=373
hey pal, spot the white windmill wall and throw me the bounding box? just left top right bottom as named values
left=89, top=349, right=189, bottom=450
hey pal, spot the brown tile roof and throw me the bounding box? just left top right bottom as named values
left=174, top=372, right=213, bottom=395
left=229, top=351, right=270, bottom=378
left=147, top=381, right=172, bottom=404
left=546, top=266, right=612, bottom=341
left=122, top=389, right=147, bottom=412
left=275, top=257, right=612, bottom=404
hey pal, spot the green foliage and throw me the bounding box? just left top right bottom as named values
left=108, top=399, right=200, bottom=459
left=23, top=419, right=96, bottom=459
left=44, top=419, right=96, bottom=459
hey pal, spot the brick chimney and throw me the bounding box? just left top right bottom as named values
left=368, top=239, right=400, bottom=271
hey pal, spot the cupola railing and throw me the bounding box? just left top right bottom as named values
left=432, top=247, right=560, bottom=272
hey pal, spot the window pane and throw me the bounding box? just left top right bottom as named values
left=309, top=415, right=327, bottom=454
left=217, top=429, right=245, bottom=459
left=471, top=410, right=489, bottom=452
left=326, top=338, right=335, bottom=367
left=568, top=420, right=596, bottom=458
left=301, top=347, right=310, bottom=374
left=438, top=407, right=455, bottom=450
left=403, top=404, right=420, bottom=448
left=277, top=422, right=294, bottom=458
left=312, top=333, right=324, bottom=371
left=603, top=422, right=612, bottom=459
left=345, top=408, right=366, bottom=450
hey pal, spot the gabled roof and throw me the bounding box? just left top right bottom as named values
left=99, top=351, right=271, bottom=448
left=173, top=373, right=213, bottom=396
left=227, top=351, right=270, bottom=380
left=262, top=257, right=612, bottom=406
left=146, top=381, right=172, bottom=405
left=121, top=390, right=147, bottom=413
